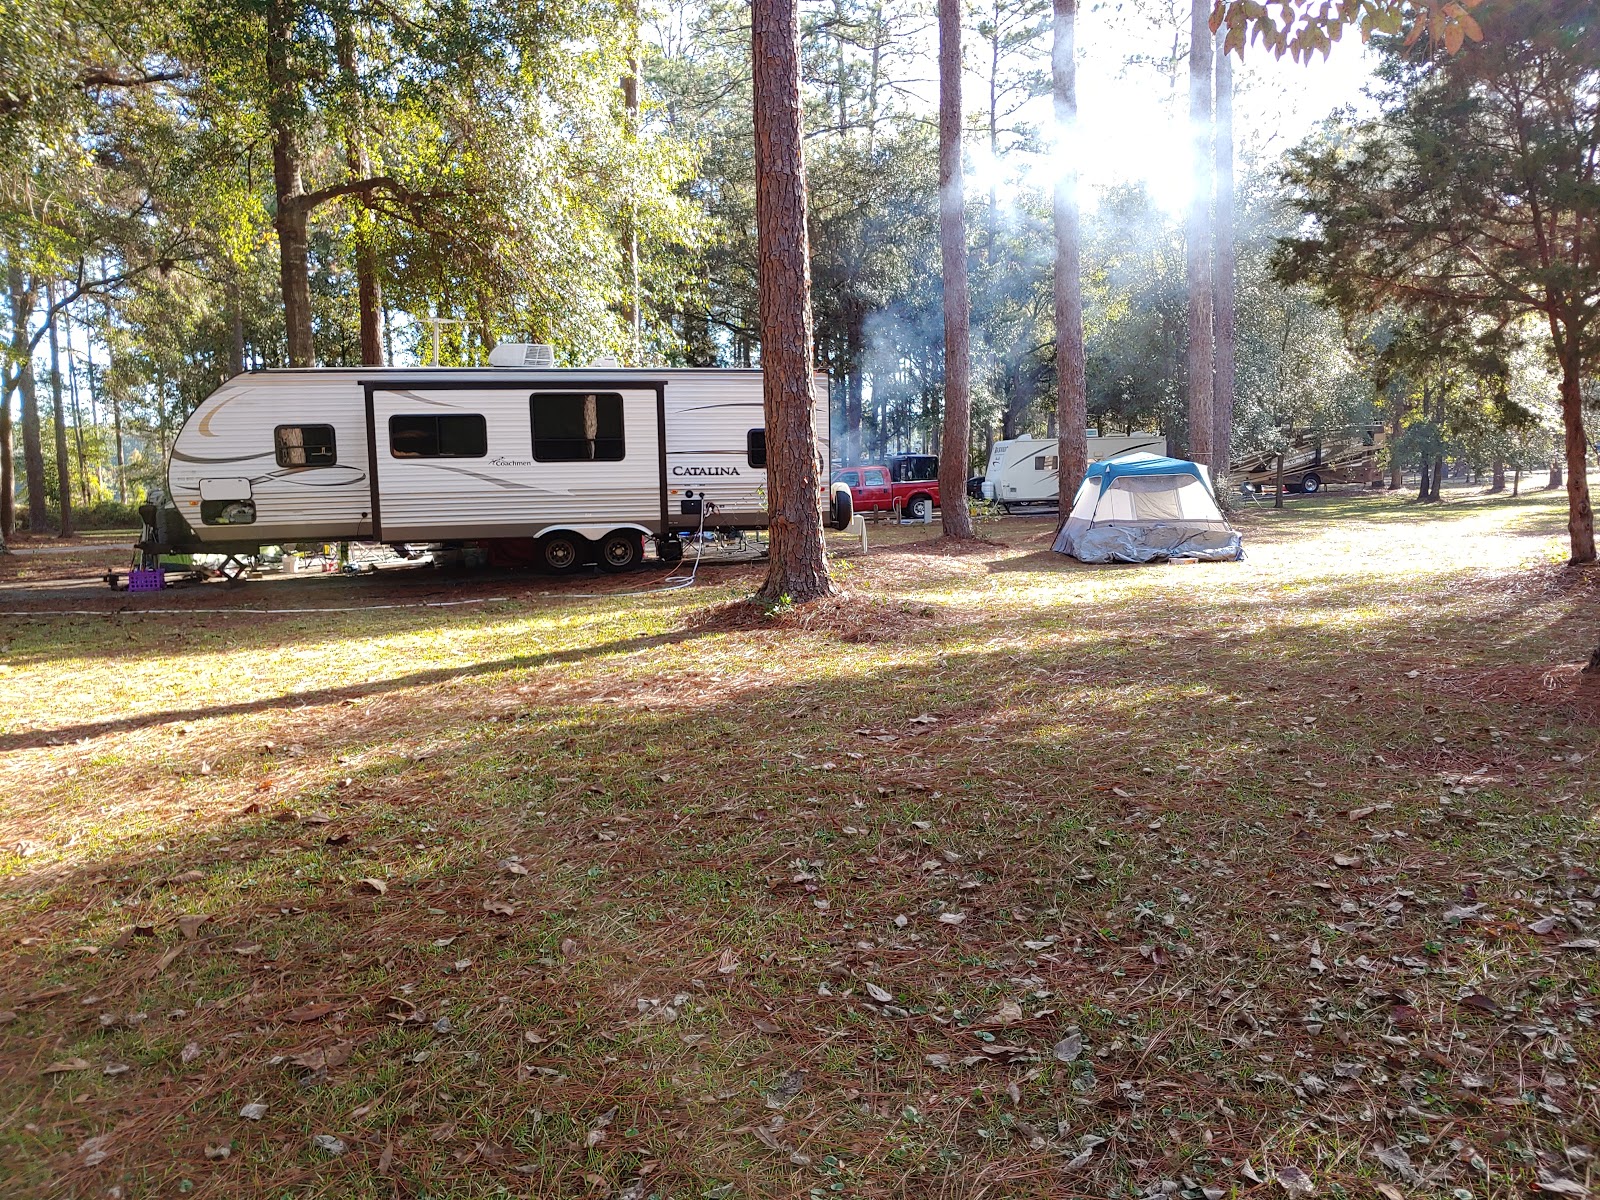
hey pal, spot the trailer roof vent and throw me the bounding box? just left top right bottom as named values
left=489, top=342, right=555, bottom=369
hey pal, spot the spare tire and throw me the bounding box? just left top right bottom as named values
left=830, top=482, right=855, bottom=531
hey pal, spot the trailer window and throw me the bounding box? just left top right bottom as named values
left=1034, top=454, right=1058, bottom=472
left=275, top=424, right=337, bottom=467
left=530, top=392, right=624, bottom=462
left=389, top=414, right=487, bottom=458
left=747, top=428, right=767, bottom=468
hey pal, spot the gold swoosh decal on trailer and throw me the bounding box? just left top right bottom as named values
left=196, top=391, right=241, bottom=437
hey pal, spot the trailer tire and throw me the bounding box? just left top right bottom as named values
left=538, top=532, right=587, bottom=574
left=906, top=494, right=932, bottom=521
left=1301, top=472, right=1322, bottom=494
left=657, top=536, right=684, bottom=566
left=597, top=530, right=643, bottom=573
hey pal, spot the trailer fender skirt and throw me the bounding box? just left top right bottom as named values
left=530, top=523, right=653, bottom=543
left=829, top=483, right=854, bottom=531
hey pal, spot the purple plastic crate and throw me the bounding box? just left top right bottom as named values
left=126, top=568, right=166, bottom=592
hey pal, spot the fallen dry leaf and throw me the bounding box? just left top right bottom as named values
left=1053, top=1033, right=1083, bottom=1063
left=284, top=1002, right=339, bottom=1023
left=1275, top=1164, right=1315, bottom=1198
left=1536, top=1169, right=1591, bottom=1198
left=482, top=899, right=516, bottom=916
left=289, top=1040, right=353, bottom=1071
left=355, top=878, right=388, bottom=895
left=41, top=1058, right=91, bottom=1074
left=1332, top=853, right=1362, bottom=869
left=864, top=982, right=893, bottom=1003
left=177, top=914, right=209, bottom=940
left=984, top=1000, right=1024, bottom=1026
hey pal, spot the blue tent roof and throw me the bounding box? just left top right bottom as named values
left=1084, top=453, right=1210, bottom=492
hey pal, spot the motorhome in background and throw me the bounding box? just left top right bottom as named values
left=1232, top=427, right=1386, bottom=494
left=146, top=346, right=846, bottom=574
left=981, top=432, right=1167, bottom=509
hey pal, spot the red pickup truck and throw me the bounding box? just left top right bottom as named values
left=832, top=462, right=940, bottom=521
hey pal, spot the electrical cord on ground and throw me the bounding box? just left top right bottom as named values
left=551, top=497, right=722, bottom=599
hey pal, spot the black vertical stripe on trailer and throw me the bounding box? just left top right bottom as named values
left=656, top=382, right=668, bottom=537
left=362, top=384, right=384, bottom=541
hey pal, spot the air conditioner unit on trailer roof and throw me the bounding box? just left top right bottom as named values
left=489, top=342, right=556, bottom=369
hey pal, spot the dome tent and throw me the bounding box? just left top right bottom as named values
left=1052, top=453, right=1242, bottom=563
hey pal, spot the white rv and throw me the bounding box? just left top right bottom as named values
left=148, top=348, right=844, bottom=573
left=981, top=432, right=1167, bottom=510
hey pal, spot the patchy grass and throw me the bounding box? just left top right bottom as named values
left=1, top=486, right=1597, bottom=1200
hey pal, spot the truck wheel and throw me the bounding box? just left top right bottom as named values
left=597, top=530, right=642, bottom=573
left=1301, top=473, right=1322, bottom=494
left=657, top=536, right=684, bottom=566
left=538, top=532, right=587, bottom=574
left=907, top=495, right=932, bottom=521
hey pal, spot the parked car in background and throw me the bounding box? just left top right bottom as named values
left=833, top=463, right=940, bottom=520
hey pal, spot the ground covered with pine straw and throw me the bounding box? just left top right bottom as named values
left=1, top=486, right=1597, bottom=1200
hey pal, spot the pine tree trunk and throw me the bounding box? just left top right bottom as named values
left=0, top=377, right=12, bottom=539
left=268, top=0, right=315, bottom=367
left=2, top=265, right=24, bottom=538
left=936, top=0, right=975, bottom=540
left=752, top=0, right=834, bottom=602
left=845, top=305, right=864, bottom=464
left=1210, top=29, right=1236, bottom=484
left=1431, top=457, right=1443, bottom=503
left=1489, top=457, right=1505, bottom=494
left=1388, top=406, right=1403, bottom=489
left=229, top=278, right=246, bottom=376
left=1053, top=0, right=1088, bottom=513
left=1549, top=460, right=1563, bottom=489
left=1184, top=0, right=1214, bottom=470
left=1556, top=343, right=1595, bottom=563
left=1417, top=453, right=1431, bottom=502
left=13, top=266, right=47, bottom=533
left=112, top=389, right=125, bottom=504
left=47, top=283, right=72, bottom=536
left=1274, top=451, right=1284, bottom=508
left=62, top=303, right=89, bottom=505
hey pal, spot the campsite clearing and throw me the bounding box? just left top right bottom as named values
left=1, top=487, right=1596, bottom=1199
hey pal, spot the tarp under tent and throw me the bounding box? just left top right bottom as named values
left=1052, top=453, right=1243, bottom=563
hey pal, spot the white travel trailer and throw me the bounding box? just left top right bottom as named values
left=981, top=432, right=1167, bottom=510
left=146, top=348, right=845, bottom=574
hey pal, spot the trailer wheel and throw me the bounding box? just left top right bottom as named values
left=657, top=536, right=684, bottom=566
left=538, top=532, right=587, bottom=574
left=597, top=530, right=643, bottom=573
left=906, top=495, right=932, bottom=521
left=1301, top=472, right=1322, bottom=494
